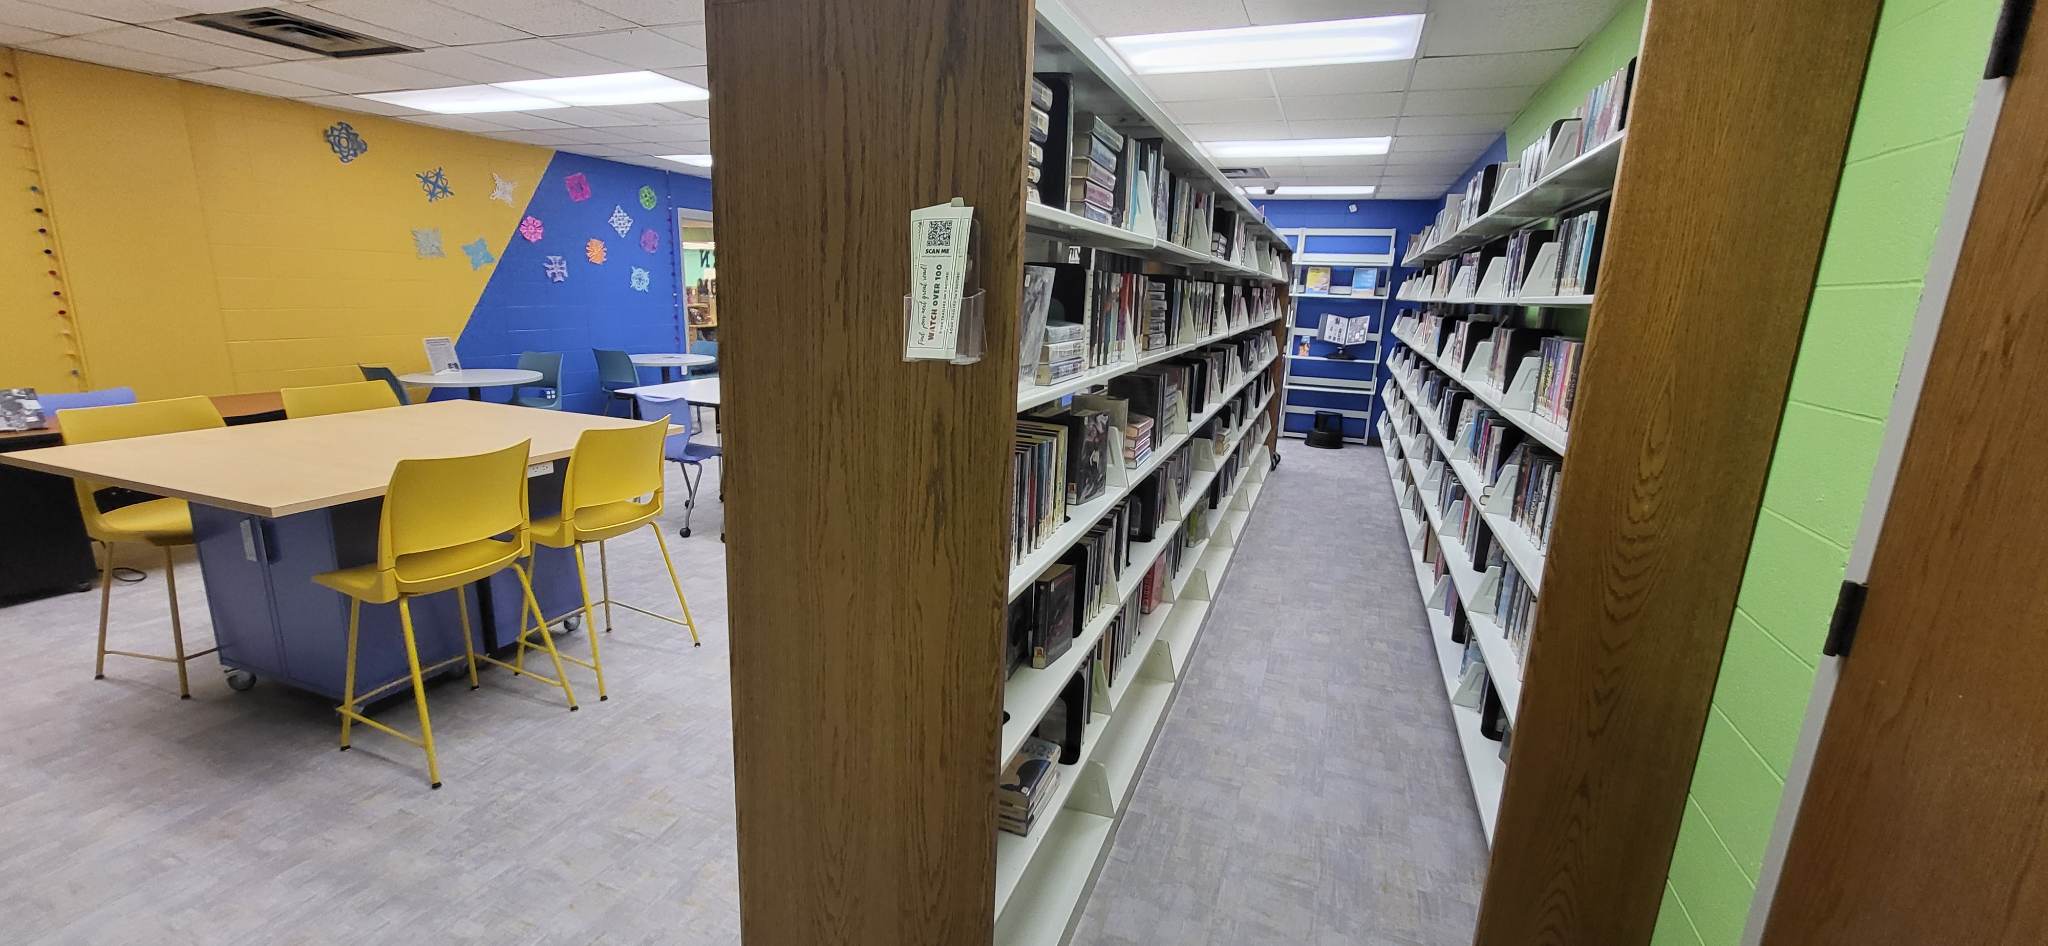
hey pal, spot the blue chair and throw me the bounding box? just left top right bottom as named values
left=687, top=339, right=718, bottom=376
left=636, top=392, right=720, bottom=538
left=358, top=365, right=412, bottom=405
left=592, top=349, right=641, bottom=417
left=508, top=352, right=563, bottom=410
left=42, top=387, right=139, bottom=417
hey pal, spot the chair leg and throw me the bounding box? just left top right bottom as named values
left=650, top=524, right=701, bottom=647
left=93, top=542, right=114, bottom=680
left=339, top=598, right=360, bottom=750
left=395, top=596, right=442, bottom=789
left=678, top=462, right=700, bottom=535
left=455, top=586, right=480, bottom=691
left=163, top=547, right=192, bottom=700
left=512, top=562, right=579, bottom=710
left=570, top=546, right=609, bottom=701
left=598, top=540, right=614, bottom=633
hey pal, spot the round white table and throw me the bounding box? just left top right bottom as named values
left=630, top=352, right=716, bottom=382
left=398, top=368, right=543, bottom=401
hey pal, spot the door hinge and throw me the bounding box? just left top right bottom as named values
left=1822, top=580, right=1868, bottom=658
left=1986, top=0, right=2035, bottom=79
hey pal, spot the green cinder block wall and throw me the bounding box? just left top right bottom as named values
left=1649, top=0, right=2001, bottom=942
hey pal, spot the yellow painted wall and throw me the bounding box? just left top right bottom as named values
left=12, top=53, right=551, bottom=398
left=1, top=49, right=80, bottom=393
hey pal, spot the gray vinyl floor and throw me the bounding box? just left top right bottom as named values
left=1070, top=442, right=1488, bottom=946
left=0, top=436, right=1482, bottom=946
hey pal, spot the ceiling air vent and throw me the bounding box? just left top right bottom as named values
left=179, top=8, right=419, bottom=58
left=1218, top=166, right=1271, bottom=180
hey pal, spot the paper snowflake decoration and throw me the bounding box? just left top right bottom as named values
left=417, top=167, right=452, bottom=202
left=585, top=239, right=607, bottom=265
left=607, top=205, right=634, bottom=237
left=323, top=122, right=368, bottom=164
left=638, top=185, right=658, bottom=210
left=563, top=172, right=591, bottom=202
left=639, top=228, right=659, bottom=253
left=490, top=173, right=518, bottom=205
left=411, top=227, right=443, bottom=259
left=543, top=255, right=568, bottom=283
left=629, top=266, right=650, bottom=292
left=518, top=216, right=545, bottom=243
left=461, top=238, right=495, bottom=270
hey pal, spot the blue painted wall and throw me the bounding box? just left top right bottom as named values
left=455, top=154, right=712, bottom=414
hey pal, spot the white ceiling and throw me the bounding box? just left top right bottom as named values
left=0, top=0, right=1622, bottom=192
left=1068, top=0, right=1626, bottom=199
left=0, top=0, right=712, bottom=173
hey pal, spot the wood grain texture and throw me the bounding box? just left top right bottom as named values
left=1762, top=31, right=2048, bottom=945
left=705, top=0, right=1029, bottom=943
left=1266, top=300, right=1287, bottom=452
left=1472, top=1, right=1883, bottom=942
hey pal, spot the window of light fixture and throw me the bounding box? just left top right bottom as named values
left=362, top=71, right=709, bottom=114
left=1107, top=15, right=1425, bottom=75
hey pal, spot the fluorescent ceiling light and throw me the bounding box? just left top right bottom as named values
left=496, top=71, right=709, bottom=107
left=1204, top=137, right=1391, bottom=159
left=1107, top=15, right=1424, bottom=75
left=361, top=71, right=709, bottom=114
left=660, top=154, right=714, bottom=168
left=1239, top=185, right=1378, bottom=197
left=360, top=84, right=564, bottom=114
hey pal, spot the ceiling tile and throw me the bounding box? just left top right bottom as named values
left=179, top=67, right=331, bottom=97
left=237, top=57, right=466, bottom=93
left=1241, top=0, right=1425, bottom=25
left=1422, top=0, right=1626, bottom=57
left=1284, top=117, right=1396, bottom=138
left=21, top=34, right=210, bottom=72
left=1373, top=186, right=1445, bottom=199
left=1391, top=131, right=1507, bottom=153
left=1281, top=92, right=1403, bottom=121
left=553, top=27, right=706, bottom=69
left=651, top=23, right=704, bottom=46
left=539, top=122, right=644, bottom=141
left=570, top=101, right=690, bottom=125
left=580, top=0, right=706, bottom=27
left=432, top=0, right=636, bottom=37
left=1395, top=112, right=1513, bottom=136
left=269, top=2, right=438, bottom=49
left=1295, top=153, right=1390, bottom=169
left=1267, top=60, right=1413, bottom=96
left=401, top=113, right=519, bottom=133
left=301, top=93, right=422, bottom=115
left=491, top=128, right=588, bottom=146
left=0, top=0, right=119, bottom=36
left=76, top=24, right=278, bottom=67
left=656, top=65, right=710, bottom=91
left=1383, top=150, right=1469, bottom=167
left=309, top=0, right=529, bottom=46
left=1166, top=97, right=1284, bottom=124
left=1135, top=70, right=1274, bottom=104
left=0, top=23, right=52, bottom=43
left=1288, top=168, right=1393, bottom=184
left=562, top=143, right=644, bottom=157
left=1068, top=0, right=1250, bottom=39
left=1401, top=85, right=1538, bottom=116
left=464, top=38, right=626, bottom=77
left=381, top=47, right=549, bottom=83
left=29, top=0, right=189, bottom=23
left=1180, top=120, right=1291, bottom=141
left=475, top=110, right=576, bottom=130
left=144, top=16, right=326, bottom=59
left=1409, top=48, right=1575, bottom=90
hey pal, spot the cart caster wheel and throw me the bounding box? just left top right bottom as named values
left=225, top=669, right=257, bottom=692
left=680, top=527, right=692, bottom=538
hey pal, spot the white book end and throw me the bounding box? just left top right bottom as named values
left=1505, top=353, right=1540, bottom=411
left=1452, top=661, right=1487, bottom=708
left=1428, top=575, right=1452, bottom=612
left=1465, top=337, right=1494, bottom=381
left=1478, top=564, right=1502, bottom=602
left=1424, top=459, right=1446, bottom=491
left=1475, top=258, right=1507, bottom=300
left=1521, top=243, right=1561, bottom=297
left=1486, top=464, right=1519, bottom=515
left=1105, top=428, right=1131, bottom=491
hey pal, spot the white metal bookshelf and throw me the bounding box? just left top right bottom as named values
left=995, top=3, right=1291, bottom=943
left=1279, top=227, right=1393, bottom=446
left=1399, top=132, right=1627, bottom=267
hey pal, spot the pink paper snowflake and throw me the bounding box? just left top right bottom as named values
left=640, top=228, right=659, bottom=253
left=518, top=216, right=544, bottom=243
left=563, top=172, right=591, bottom=202
left=585, top=238, right=607, bottom=265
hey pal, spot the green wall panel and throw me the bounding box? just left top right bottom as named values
left=1505, top=0, right=1647, bottom=153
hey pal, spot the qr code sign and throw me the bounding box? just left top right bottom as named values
left=924, top=218, right=955, bottom=251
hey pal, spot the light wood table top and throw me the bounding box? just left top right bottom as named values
left=0, top=400, right=654, bottom=518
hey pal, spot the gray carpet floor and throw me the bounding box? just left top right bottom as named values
left=0, top=436, right=1482, bottom=946
left=1070, top=442, right=1487, bottom=946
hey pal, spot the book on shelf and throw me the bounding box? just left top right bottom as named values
left=1026, top=404, right=1111, bottom=505
left=1014, top=418, right=1070, bottom=559
left=1036, top=661, right=1092, bottom=764
left=1579, top=58, right=1636, bottom=154
left=1534, top=335, right=1583, bottom=428
left=1496, top=561, right=1536, bottom=660
left=1004, top=595, right=1033, bottom=678
left=1318, top=314, right=1375, bottom=346
left=1353, top=267, right=1381, bottom=296
left=997, top=736, right=1062, bottom=837
left=1460, top=162, right=1502, bottom=226
left=1305, top=266, right=1332, bottom=293
left=1018, top=264, right=1058, bottom=384
left=1028, top=562, right=1077, bottom=669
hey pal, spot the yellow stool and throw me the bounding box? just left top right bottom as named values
left=281, top=380, right=401, bottom=418
left=526, top=417, right=702, bottom=702
left=312, top=440, right=579, bottom=789
left=61, top=396, right=225, bottom=700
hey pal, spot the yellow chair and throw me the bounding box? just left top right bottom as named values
left=525, top=416, right=702, bottom=702
left=313, top=440, right=579, bottom=789
left=62, top=396, right=226, bottom=700
left=281, top=380, right=401, bottom=418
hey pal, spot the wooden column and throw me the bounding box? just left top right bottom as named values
left=704, top=0, right=1030, bottom=943
left=1472, top=0, right=1883, bottom=942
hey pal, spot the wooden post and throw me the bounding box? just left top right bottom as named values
left=1472, top=0, right=1883, bottom=942
left=705, top=0, right=1031, bottom=942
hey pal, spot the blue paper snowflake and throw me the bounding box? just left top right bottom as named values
left=417, top=167, right=453, bottom=202
left=461, top=238, right=495, bottom=270
left=629, top=267, right=650, bottom=292
left=543, top=255, right=569, bottom=283
left=323, top=122, right=368, bottom=163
